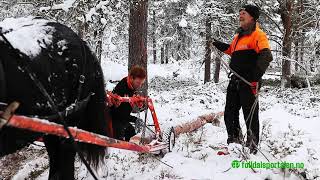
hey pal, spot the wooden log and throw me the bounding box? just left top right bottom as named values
left=173, top=112, right=224, bottom=136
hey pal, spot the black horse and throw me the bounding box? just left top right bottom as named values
left=0, top=17, right=108, bottom=179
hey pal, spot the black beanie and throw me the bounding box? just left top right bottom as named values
left=240, top=5, right=260, bottom=21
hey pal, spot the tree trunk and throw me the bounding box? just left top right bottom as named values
left=165, top=42, right=169, bottom=64
left=77, top=19, right=88, bottom=39
left=214, top=52, right=221, bottom=83
left=299, top=0, right=306, bottom=72
left=128, top=0, right=148, bottom=95
left=171, top=43, right=175, bottom=60
left=177, top=35, right=181, bottom=61
left=152, top=10, right=156, bottom=64
left=187, top=39, right=191, bottom=59
left=204, top=16, right=211, bottom=83
left=294, top=0, right=304, bottom=73
left=294, top=39, right=299, bottom=72
left=300, top=31, right=305, bottom=71
left=96, top=37, right=102, bottom=64
left=160, top=45, right=164, bottom=64
left=280, top=0, right=293, bottom=88
left=95, top=27, right=106, bottom=64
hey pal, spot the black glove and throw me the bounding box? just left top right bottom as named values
left=211, top=39, right=230, bottom=52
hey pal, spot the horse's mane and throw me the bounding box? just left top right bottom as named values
left=0, top=16, right=55, bottom=59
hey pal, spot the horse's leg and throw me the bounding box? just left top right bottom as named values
left=44, top=136, right=76, bottom=180
left=0, top=127, right=41, bottom=157
left=59, top=141, right=76, bottom=180
left=44, top=135, right=60, bottom=180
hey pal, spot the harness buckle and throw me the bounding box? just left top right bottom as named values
left=228, top=72, right=234, bottom=78
left=79, top=75, right=85, bottom=84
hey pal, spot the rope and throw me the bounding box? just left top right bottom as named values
left=151, top=154, right=173, bottom=169
left=220, top=58, right=260, bottom=150
left=220, top=58, right=252, bottom=86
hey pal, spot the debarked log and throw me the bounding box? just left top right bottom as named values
left=173, top=111, right=224, bottom=136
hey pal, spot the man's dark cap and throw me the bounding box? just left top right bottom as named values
left=240, top=5, right=260, bottom=21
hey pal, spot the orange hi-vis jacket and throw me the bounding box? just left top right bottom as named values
left=213, top=23, right=273, bottom=82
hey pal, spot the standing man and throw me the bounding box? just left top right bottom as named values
left=109, top=65, right=146, bottom=141
left=211, top=5, right=273, bottom=153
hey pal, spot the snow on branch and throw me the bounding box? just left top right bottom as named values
left=39, top=0, right=77, bottom=13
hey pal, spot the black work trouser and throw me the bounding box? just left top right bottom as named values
left=113, top=121, right=136, bottom=141
left=224, top=76, right=259, bottom=145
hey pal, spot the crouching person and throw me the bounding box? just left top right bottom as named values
left=109, top=65, right=146, bottom=141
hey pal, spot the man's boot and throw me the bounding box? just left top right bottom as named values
left=227, top=135, right=234, bottom=144
left=227, top=132, right=244, bottom=145
left=233, top=130, right=244, bottom=144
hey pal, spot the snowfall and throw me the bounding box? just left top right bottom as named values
left=0, top=18, right=320, bottom=180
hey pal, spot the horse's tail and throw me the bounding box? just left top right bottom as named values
left=79, top=61, right=108, bottom=169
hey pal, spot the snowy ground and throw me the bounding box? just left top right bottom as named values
left=1, top=60, right=320, bottom=180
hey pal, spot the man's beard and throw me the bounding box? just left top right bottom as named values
left=240, top=20, right=255, bottom=30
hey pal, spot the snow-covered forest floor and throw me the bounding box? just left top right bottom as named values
left=1, top=60, right=319, bottom=180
